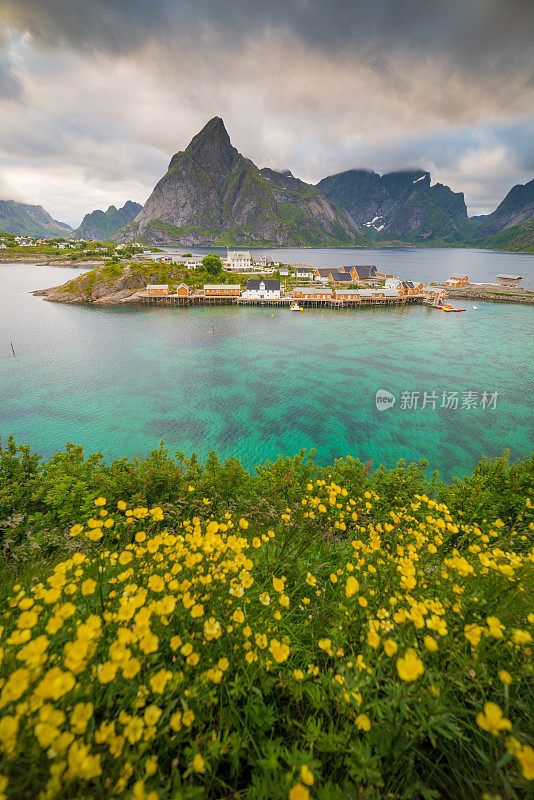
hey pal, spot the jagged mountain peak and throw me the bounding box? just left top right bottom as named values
left=113, top=119, right=360, bottom=247
left=168, top=116, right=234, bottom=173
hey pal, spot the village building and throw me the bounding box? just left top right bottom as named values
left=295, top=266, right=315, bottom=279
left=314, top=268, right=355, bottom=284
left=445, top=272, right=469, bottom=287
left=341, top=265, right=385, bottom=281
left=224, top=250, right=252, bottom=271
left=314, top=268, right=335, bottom=282
left=385, top=277, right=402, bottom=289
left=333, top=289, right=361, bottom=302
left=496, top=274, right=523, bottom=288
left=145, top=285, right=169, bottom=296
left=293, top=286, right=332, bottom=301
left=179, top=256, right=204, bottom=268
left=174, top=283, right=190, bottom=296
left=242, top=279, right=281, bottom=299
left=203, top=284, right=241, bottom=296
left=332, top=272, right=354, bottom=284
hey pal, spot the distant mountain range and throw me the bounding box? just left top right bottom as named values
left=0, top=200, right=142, bottom=241
left=2, top=118, right=533, bottom=251
left=0, top=200, right=72, bottom=238
left=113, top=118, right=534, bottom=251
left=73, top=201, right=142, bottom=240
left=317, top=170, right=468, bottom=241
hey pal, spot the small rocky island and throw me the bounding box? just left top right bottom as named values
left=33, top=264, right=172, bottom=304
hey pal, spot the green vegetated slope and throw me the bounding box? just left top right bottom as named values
left=37, top=261, right=251, bottom=302
left=0, top=200, right=72, bottom=238
left=72, top=201, right=142, bottom=241
left=0, top=438, right=533, bottom=799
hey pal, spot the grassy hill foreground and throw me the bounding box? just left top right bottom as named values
left=0, top=439, right=532, bottom=799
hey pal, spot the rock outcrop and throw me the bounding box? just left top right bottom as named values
left=33, top=265, right=178, bottom=304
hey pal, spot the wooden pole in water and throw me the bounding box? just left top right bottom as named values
left=10, top=342, right=15, bottom=356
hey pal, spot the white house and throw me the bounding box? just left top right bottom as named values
left=385, top=277, right=402, bottom=289
left=295, top=266, right=315, bottom=279
left=242, top=279, right=281, bottom=299
left=225, top=250, right=252, bottom=271
left=179, top=256, right=204, bottom=268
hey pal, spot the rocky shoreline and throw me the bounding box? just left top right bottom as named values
left=435, top=284, right=534, bottom=304
left=1, top=253, right=108, bottom=266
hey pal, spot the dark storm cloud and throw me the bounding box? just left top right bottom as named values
left=0, top=0, right=533, bottom=222
left=2, top=0, right=534, bottom=71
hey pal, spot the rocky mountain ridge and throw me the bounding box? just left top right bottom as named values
left=73, top=201, right=142, bottom=241
left=113, top=117, right=533, bottom=249
left=0, top=200, right=72, bottom=238
left=317, top=169, right=468, bottom=241
left=114, top=117, right=362, bottom=247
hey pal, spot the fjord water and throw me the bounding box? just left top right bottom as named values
left=1, top=249, right=533, bottom=482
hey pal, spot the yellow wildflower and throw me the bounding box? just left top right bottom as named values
left=356, top=713, right=371, bottom=731
left=300, top=764, right=314, bottom=786
left=182, top=709, right=195, bottom=727
left=193, top=753, right=205, bottom=773
left=383, top=639, right=398, bottom=657
left=476, top=702, right=512, bottom=735
left=396, top=649, right=424, bottom=682
left=515, top=744, right=534, bottom=780
left=289, top=784, right=309, bottom=800
left=499, top=670, right=512, bottom=685
left=269, top=639, right=290, bottom=663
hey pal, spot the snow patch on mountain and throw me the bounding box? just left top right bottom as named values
left=364, top=215, right=385, bottom=230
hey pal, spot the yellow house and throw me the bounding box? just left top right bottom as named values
left=145, top=284, right=169, bottom=296
left=445, top=273, right=469, bottom=287
left=203, top=284, right=241, bottom=297
left=293, top=286, right=332, bottom=301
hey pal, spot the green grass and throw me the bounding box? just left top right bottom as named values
left=0, top=441, right=532, bottom=798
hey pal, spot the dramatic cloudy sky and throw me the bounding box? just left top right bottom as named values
left=0, top=0, right=533, bottom=226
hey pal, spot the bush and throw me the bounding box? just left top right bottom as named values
left=1, top=439, right=533, bottom=563
left=0, top=483, right=532, bottom=799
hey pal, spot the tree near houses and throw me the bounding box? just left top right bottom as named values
left=202, top=253, right=223, bottom=276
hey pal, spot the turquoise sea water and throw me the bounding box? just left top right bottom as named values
left=1, top=251, right=533, bottom=481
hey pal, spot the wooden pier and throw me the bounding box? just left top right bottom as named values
left=138, top=293, right=427, bottom=309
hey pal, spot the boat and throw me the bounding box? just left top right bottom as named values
left=290, top=302, right=303, bottom=312
left=473, top=306, right=478, bottom=310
